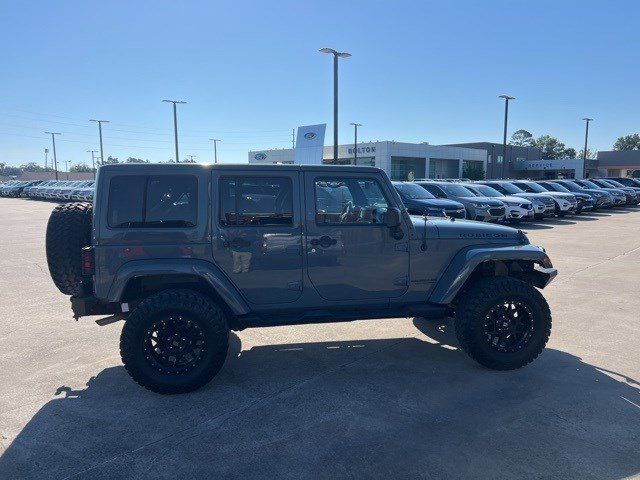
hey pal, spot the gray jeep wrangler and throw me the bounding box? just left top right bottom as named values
left=45, top=164, right=557, bottom=394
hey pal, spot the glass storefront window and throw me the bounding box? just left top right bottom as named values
left=390, top=157, right=426, bottom=181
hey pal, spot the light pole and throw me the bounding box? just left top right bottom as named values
left=582, top=117, right=593, bottom=178
left=90, top=119, right=109, bottom=168
left=350, top=123, right=362, bottom=165
left=44, top=148, right=49, bottom=171
left=210, top=138, right=221, bottom=164
left=498, top=94, right=515, bottom=179
left=65, top=161, right=70, bottom=180
left=45, top=132, right=61, bottom=180
left=87, top=149, right=98, bottom=179
left=320, top=48, right=351, bottom=162
left=163, top=99, right=187, bottom=163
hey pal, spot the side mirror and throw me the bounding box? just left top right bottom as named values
left=385, top=207, right=402, bottom=227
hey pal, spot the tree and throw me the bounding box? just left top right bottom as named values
left=563, top=148, right=577, bottom=159
left=462, top=161, right=485, bottom=180
left=613, top=134, right=640, bottom=151
left=577, top=148, right=596, bottom=160
left=532, top=135, right=568, bottom=159
left=70, top=163, right=93, bottom=172
left=125, top=157, right=149, bottom=163
left=20, top=162, right=45, bottom=172
left=182, top=157, right=197, bottom=163
left=509, top=129, right=534, bottom=147
left=99, top=156, right=119, bottom=165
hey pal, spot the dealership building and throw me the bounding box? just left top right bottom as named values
left=595, top=150, right=640, bottom=177
left=249, top=141, right=487, bottom=181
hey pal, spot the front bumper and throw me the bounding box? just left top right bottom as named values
left=505, top=205, right=534, bottom=221
left=472, top=206, right=506, bottom=222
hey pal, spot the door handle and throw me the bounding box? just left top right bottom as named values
left=310, top=235, right=337, bottom=248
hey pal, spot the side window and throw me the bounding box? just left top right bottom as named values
left=145, top=175, right=198, bottom=227
left=107, top=175, right=198, bottom=228
left=219, top=177, right=293, bottom=226
left=422, top=184, right=442, bottom=197
left=108, top=176, right=145, bottom=227
left=314, top=177, right=389, bottom=225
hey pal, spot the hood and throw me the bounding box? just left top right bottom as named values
left=540, top=191, right=575, bottom=200
left=501, top=195, right=532, bottom=204
left=415, top=217, right=528, bottom=244
left=408, top=198, right=465, bottom=209
left=459, top=196, right=504, bottom=206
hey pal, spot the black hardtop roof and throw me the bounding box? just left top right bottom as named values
left=99, top=163, right=383, bottom=174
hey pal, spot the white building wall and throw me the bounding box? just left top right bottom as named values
left=249, top=141, right=487, bottom=179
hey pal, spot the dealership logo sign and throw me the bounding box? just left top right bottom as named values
left=304, top=132, right=317, bottom=140
left=254, top=152, right=267, bottom=160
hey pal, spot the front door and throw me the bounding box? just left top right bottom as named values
left=212, top=170, right=303, bottom=305
left=304, top=171, right=409, bottom=301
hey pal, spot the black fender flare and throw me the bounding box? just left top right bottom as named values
left=106, top=259, right=250, bottom=315
left=428, top=244, right=556, bottom=305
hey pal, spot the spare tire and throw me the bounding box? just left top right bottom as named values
left=46, top=202, right=93, bottom=296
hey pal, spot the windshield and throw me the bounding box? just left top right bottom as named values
left=466, top=184, right=503, bottom=197
left=514, top=182, right=546, bottom=193
left=558, top=181, right=582, bottom=191
left=394, top=183, right=435, bottom=199
left=580, top=180, right=600, bottom=189
left=496, top=182, right=525, bottom=194
left=546, top=182, right=570, bottom=193
left=438, top=183, right=475, bottom=197
left=601, top=179, right=623, bottom=188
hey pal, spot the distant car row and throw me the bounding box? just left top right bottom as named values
left=393, top=177, right=640, bottom=223
left=0, top=180, right=95, bottom=201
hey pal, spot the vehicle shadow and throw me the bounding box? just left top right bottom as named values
left=1, top=327, right=639, bottom=479
left=519, top=221, right=554, bottom=230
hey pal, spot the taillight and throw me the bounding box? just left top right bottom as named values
left=81, top=247, right=94, bottom=276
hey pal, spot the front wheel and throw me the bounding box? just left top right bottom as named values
left=120, top=289, right=229, bottom=394
left=454, top=277, right=551, bottom=370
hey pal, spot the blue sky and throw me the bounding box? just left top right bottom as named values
left=1, top=0, right=639, bottom=167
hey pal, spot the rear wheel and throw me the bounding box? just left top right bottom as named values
left=454, top=276, right=551, bottom=370
left=120, top=289, right=229, bottom=394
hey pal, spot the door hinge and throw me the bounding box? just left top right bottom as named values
left=393, top=276, right=409, bottom=286
left=394, top=242, right=409, bottom=252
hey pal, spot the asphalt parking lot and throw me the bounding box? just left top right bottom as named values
left=0, top=198, right=639, bottom=480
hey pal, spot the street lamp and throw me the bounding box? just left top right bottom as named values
left=210, top=138, right=221, bottom=164
left=582, top=118, right=593, bottom=179
left=350, top=123, right=362, bottom=164
left=163, top=99, right=187, bottom=163
left=498, top=94, right=515, bottom=179
left=90, top=119, right=109, bottom=168
left=87, top=150, right=98, bottom=179
left=44, top=132, right=61, bottom=180
left=320, top=47, right=351, bottom=162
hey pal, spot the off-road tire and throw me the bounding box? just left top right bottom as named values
left=120, top=289, right=229, bottom=394
left=45, top=202, right=93, bottom=296
left=454, top=276, right=551, bottom=370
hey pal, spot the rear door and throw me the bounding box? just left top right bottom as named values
left=304, top=171, right=409, bottom=301
left=211, top=170, right=303, bottom=305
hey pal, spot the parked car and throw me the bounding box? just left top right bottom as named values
left=509, top=180, right=577, bottom=216
left=573, top=179, right=627, bottom=206
left=591, top=179, right=640, bottom=204
left=393, top=181, right=466, bottom=218
left=1, top=180, right=40, bottom=197
left=476, top=181, right=555, bottom=219
left=45, top=163, right=556, bottom=393
left=417, top=181, right=506, bottom=222
left=461, top=183, right=533, bottom=223
left=552, top=179, right=613, bottom=210
left=536, top=181, right=594, bottom=213
left=605, top=177, right=640, bottom=188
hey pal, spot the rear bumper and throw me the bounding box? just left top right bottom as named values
left=71, top=295, right=121, bottom=319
